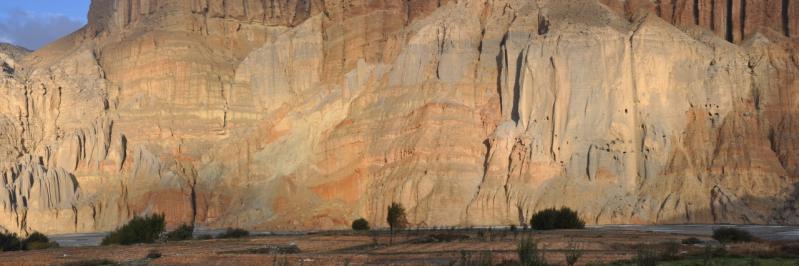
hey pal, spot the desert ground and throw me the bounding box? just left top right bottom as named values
left=1, top=226, right=798, bottom=266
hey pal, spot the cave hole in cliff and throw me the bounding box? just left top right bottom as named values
left=783, top=0, right=791, bottom=36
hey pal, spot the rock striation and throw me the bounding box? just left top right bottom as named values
left=0, top=0, right=797, bottom=234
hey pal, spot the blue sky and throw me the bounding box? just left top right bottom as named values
left=0, top=0, right=91, bottom=50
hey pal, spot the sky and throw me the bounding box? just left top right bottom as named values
left=0, top=0, right=91, bottom=50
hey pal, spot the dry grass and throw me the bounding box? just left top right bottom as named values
left=0, top=229, right=795, bottom=266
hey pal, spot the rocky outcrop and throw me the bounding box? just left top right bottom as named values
left=601, top=0, right=799, bottom=43
left=0, top=0, right=797, bottom=235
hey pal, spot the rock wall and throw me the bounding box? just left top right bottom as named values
left=601, top=0, right=799, bottom=43
left=0, top=0, right=797, bottom=235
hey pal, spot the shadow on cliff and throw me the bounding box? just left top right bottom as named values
left=653, top=181, right=799, bottom=225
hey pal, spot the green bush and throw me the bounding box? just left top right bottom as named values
left=351, top=218, right=370, bottom=231
left=101, top=214, right=166, bottom=245
left=216, top=228, right=249, bottom=239
left=25, top=241, right=56, bottom=250
left=0, top=232, right=22, bottom=251
left=166, top=224, right=194, bottom=241
left=712, top=227, right=754, bottom=243
left=530, top=207, right=585, bottom=230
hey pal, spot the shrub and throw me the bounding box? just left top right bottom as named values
left=0, top=231, right=58, bottom=251
left=24, top=232, right=48, bottom=243
left=712, top=227, right=754, bottom=243
left=23, top=231, right=58, bottom=250
left=216, top=228, right=249, bottom=239
left=681, top=237, right=702, bottom=245
left=0, top=232, right=22, bottom=251
left=166, top=224, right=194, bottom=241
left=195, top=234, right=213, bottom=240
left=530, top=207, right=585, bottom=230
left=101, top=214, right=166, bottom=245
left=351, top=218, right=370, bottom=231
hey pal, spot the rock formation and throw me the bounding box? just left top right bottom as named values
left=0, top=0, right=797, bottom=235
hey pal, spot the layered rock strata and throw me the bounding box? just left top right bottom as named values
left=0, top=0, right=797, bottom=234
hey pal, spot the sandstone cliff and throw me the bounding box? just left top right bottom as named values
left=0, top=0, right=797, bottom=234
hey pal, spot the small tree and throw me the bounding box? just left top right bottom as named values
left=351, top=218, right=370, bottom=231
left=387, top=202, right=408, bottom=244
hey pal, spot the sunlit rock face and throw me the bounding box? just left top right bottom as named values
left=0, top=0, right=797, bottom=235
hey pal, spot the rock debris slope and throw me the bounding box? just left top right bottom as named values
left=0, top=0, right=797, bottom=234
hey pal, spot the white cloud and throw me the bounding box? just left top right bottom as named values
left=0, top=9, right=85, bottom=50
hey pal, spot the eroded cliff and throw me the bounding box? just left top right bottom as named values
left=0, top=0, right=797, bottom=234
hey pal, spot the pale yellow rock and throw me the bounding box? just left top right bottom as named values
left=0, top=0, right=797, bottom=235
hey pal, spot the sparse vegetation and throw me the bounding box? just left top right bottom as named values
left=460, top=250, right=493, bottom=266
left=195, top=234, right=213, bottom=240
left=634, top=246, right=660, bottom=266
left=564, top=240, right=583, bottom=266
left=517, top=237, right=548, bottom=266
left=661, top=241, right=680, bottom=260
left=166, top=224, right=194, bottom=241
left=216, top=228, right=249, bottom=239
left=101, top=214, right=166, bottom=245
left=351, top=218, right=370, bottom=231
left=0, top=231, right=57, bottom=251
left=712, top=227, right=754, bottom=243
left=529, top=207, right=585, bottom=230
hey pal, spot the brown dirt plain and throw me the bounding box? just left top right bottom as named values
left=1, top=229, right=797, bottom=266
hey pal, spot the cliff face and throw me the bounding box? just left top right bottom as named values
left=0, top=0, right=797, bottom=234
